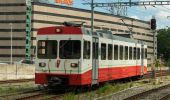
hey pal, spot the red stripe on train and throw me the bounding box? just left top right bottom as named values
left=35, top=66, right=147, bottom=86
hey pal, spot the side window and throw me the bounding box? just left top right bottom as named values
left=93, top=42, right=98, bottom=59
left=119, top=45, right=123, bottom=60
left=108, top=44, right=113, bottom=60
left=137, top=48, right=140, bottom=59
left=125, top=46, right=128, bottom=60
left=114, top=45, right=118, bottom=60
left=129, top=47, right=132, bottom=60
left=133, top=47, right=136, bottom=60
left=145, top=48, right=147, bottom=59
left=141, top=48, right=144, bottom=59
left=101, top=43, right=106, bottom=60
left=83, top=41, right=90, bottom=59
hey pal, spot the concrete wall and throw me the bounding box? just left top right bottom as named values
left=0, top=64, right=35, bottom=81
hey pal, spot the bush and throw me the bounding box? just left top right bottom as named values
left=165, top=59, right=170, bottom=67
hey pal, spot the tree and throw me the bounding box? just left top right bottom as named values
left=157, top=28, right=170, bottom=61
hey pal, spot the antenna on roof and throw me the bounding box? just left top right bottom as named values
left=63, top=21, right=86, bottom=27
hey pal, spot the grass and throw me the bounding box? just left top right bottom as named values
left=62, top=81, right=144, bottom=100
left=0, top=83, right=37, bottom=96
left=63, top=92, right=76, bottom=100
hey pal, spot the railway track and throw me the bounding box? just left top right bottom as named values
left=2, top=91, right=64, bottom=100
left=0, top=90, right=44, bottom=100
left=123, top=83, right=170, bottom=100
left=0, top=88, right=65, bottom=100
left=0, top=70, right=169, bottom=100
left=0, top=79, right=34, bottom=84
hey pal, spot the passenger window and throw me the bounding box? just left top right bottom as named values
left=129, top=47, right=132, bottom=60
left=83, top=41, right=90, bottom=59
left=137, top=48, right=140, bottom=59
left=93, top=42, right=98, bottom=59
left=101, top=43, right=106, bottom=60
left=119, top=45, right=123, bottom=60
left=125, top=46, right=128, bottom=60
left=141, top=48, right=144, bottom=59
left=133, top=47, right=136, bottom=60
left=114, top=45, right=118, bottom=60
left=108, top=44, right=113, bottom=60
left=145, top=48, right=147, bottom=59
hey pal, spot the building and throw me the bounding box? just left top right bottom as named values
left=0, top=0, right=156, bottom=64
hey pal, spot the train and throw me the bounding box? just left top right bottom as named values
left=35, top=22, right=147, bottom=87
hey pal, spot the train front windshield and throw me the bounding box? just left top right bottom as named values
left=37, top=40, right=81, bottom=59
left=59, top=40, right=81, bottom=59
left=37, top=40, right=57, bottom=59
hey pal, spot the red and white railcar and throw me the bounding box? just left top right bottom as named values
left=35, top=23, right=147, bottom=86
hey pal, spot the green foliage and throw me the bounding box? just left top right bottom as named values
left=157, top=28, right=170, bottom=61
left=155, top=59, right=160, bottom=68
left=165, top=59, right=170, bottom=67
left=63, top=92, right=76, bottom=100
left=97, top=83, right=113, bottom=95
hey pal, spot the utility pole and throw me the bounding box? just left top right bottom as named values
left=91, top=0, right=94, bottom=33
left=26, top=0, right=32, bottom=62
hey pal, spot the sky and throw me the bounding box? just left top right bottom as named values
left=44, top=0, right=170, bottom=29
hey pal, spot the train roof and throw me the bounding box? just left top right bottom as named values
left=82, top=28, right=145, bottom=44
left=37, top=26, right=145, bottom=44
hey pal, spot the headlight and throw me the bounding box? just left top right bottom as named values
left=71, top=63, right=78, bottom=68
left=39, top=62, right=46, bottom=67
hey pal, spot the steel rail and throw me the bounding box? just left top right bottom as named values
left=123, top=84, right=170, bottom=100
left=159, top=93, right=170, bottom=100
left=0, top=79, right=34, bottom=84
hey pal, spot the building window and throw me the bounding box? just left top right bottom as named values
left=101, top=43, right=106, bottom=60
left=83, top=41, right=90, bottom=59
left=114, top=45, right=118, bottom=60
left=108, top=44, right=113, bottom=60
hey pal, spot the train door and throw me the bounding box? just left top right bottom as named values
left=92, top=37, right=99, bottom=85
left=141, top=44, right=144, bottom=75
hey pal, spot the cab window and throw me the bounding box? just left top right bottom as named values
left=60, top=40, right=81, bottom=59
left=37, top=40, right=57, bottom=59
